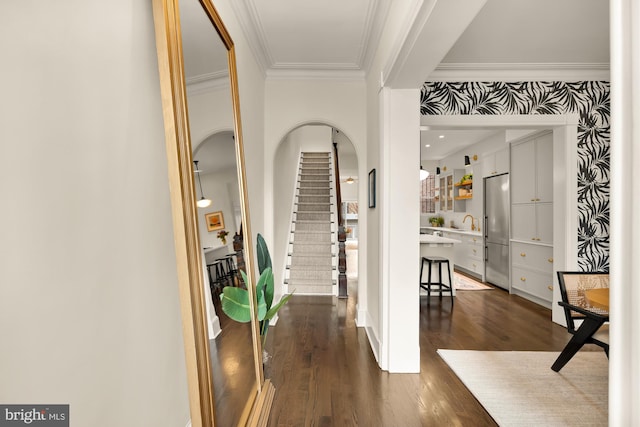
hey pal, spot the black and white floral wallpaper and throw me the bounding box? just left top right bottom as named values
left=420, top=81, right=610, bottom=272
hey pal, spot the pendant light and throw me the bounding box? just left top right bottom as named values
left=193, top=160, right=212, bottom=208
left=420, top=166, right=429, bottom=180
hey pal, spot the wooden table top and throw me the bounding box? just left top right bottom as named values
left=585, top=288, right=609, bottom=311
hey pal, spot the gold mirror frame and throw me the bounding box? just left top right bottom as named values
left=152, top=0, right=274, bottom=425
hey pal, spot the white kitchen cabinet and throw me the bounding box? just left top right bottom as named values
left=510, top=240, right=554, bottom=306
left=439, top=231, right=484, bottom=279
left=511, top=242, right=554, bottom=270
left=511, top=202, right=553, bottom=245
left=509, top=131, right=554, bottom=308
left=481, top=147, right=509, bottom=178
left=511, top=265, right=554, bottom=305
left=437, top=169, right=466, bottom=212
left=511, top=131, right=553, bottom=204
left=535, top=134, right=553, bottom=203
left=455, top=233, right=484, bottom=279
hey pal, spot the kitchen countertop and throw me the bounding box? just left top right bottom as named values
left=419, top=234, right=461, bottom=245
left=421, top=226, right=483, bottom=237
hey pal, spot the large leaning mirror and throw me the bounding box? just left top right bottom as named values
left=152, top=0, right=274, bottom=425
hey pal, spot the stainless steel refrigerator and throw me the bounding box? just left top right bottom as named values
left=484, top=173, right=510, bottom=290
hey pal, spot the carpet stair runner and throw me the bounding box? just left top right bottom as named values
left=285, top=152, right=336, bottom=294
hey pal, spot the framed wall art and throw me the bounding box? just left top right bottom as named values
left=205, top=211, right=225, bottom=232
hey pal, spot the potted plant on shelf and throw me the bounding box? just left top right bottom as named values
left=219, top=233, right=293, bottom=360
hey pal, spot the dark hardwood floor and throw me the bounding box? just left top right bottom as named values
left=265, top=276, right=589, bottom=426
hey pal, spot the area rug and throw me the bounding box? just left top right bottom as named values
left=437, top=350, right=608, bottom=426
left=453, top=272, right=493, bottom=290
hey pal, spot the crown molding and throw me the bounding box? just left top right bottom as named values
left=381, top=0, right=426, bottom=88
left=428, top=63, right=610, bottom=82
left=358, top=0, right=391, bottom=74
left=228, top=0, right=270, bottom=76
left=186, top=72, right=230, bottom=96
left=266, top=68, right=366, bottom=81
left=230, top=0, right=387, bottom=80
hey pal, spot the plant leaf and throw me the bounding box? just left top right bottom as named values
left=256, top=233, right=272, bottom=274
left=220, top=286, right=252, bottom=323
left=238, top=270, right=267, bottom=321
left=254, top=268, right=270, bottom=319
left=264, top=293, right=294, bottom=321
left=262, top=267, right=274, bottom=310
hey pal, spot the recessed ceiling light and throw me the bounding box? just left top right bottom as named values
left=425, top=144, right=431, bottom=147
left=439, top=135, right=445, bottom=139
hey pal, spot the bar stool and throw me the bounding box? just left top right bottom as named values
left=220, top=254, right=238, bottom=285
left=420, top=256, right=454, bottom=306
left=207, top=260, right=226, bottom=293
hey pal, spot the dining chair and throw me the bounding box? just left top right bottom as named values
left=551, top=271, right=609, bottom=372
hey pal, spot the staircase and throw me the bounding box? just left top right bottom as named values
left=285, top=152, right=336, bottom=295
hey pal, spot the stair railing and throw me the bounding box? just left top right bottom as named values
left=332, top=142, right=348, bottom=298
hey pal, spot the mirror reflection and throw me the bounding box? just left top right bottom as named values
left=179, top=0, right=258, bottom=425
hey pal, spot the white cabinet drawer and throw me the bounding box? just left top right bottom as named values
left=511, top=242, right=553, bottom=273
left=456, top=255, right=483, bottom=275
left=511, top=266, right=553, bottom=302
left=463, top=234, right=483, bottom=246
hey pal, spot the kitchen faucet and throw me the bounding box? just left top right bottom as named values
left=463, top=214, right=476, bottom=231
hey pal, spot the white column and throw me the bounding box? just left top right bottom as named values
left=610, top=0, right=640, bottom=423
left=379, top=88, right=421, bottom=373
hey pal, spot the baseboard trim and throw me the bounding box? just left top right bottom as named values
left=355, top=304, right=367, bottom=327
left=365, top=323, right=380, bottom=363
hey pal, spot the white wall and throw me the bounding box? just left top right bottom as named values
left=197, top=168, right=241, bottom=250
left=380, top=88, right=421, bottom=372
left=0, top=1, right=189, bottom=426
left=188, top=85, right=234, bottom=145
left=360, top=0, right=427, bottom=370
left=264, top=80, right=367, bottom=311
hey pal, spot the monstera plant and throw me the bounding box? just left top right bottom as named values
left=220, top=233, right=293, bottom=348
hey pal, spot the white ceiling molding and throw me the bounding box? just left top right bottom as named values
left=186, top=72, right=231, bottom=96
left=358, top=0, right=391, bottom=74
left=231, top=0, right=388, bottom=78
left=381, top=0, right=427, bottom=88
left=266, top=68, right=366, bottom=81
left=228, top=0, right=271, bottom=76
left=382, top=0, right=487, bottom=89
left=428, top=62, right=611, bottom=82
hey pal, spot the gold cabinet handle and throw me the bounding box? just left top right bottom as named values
left=547, top=285, right=553, bottom=291
left=548, top=258, right=553, bottom=263
left=520, top=277, right=526, bottom=282
left=531, top=198, right=536, bottom=202
left=472, top=238, right=477, bottom=242
left=520, top=252, right=526, bottom=257
left=472, top=249, right=477, bottom=254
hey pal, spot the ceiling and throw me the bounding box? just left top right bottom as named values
left=231, top=0, right=609, bottom=77
left=230, top=0, right=609, bottom=160
left=184, top=0, right=610, bottom=168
